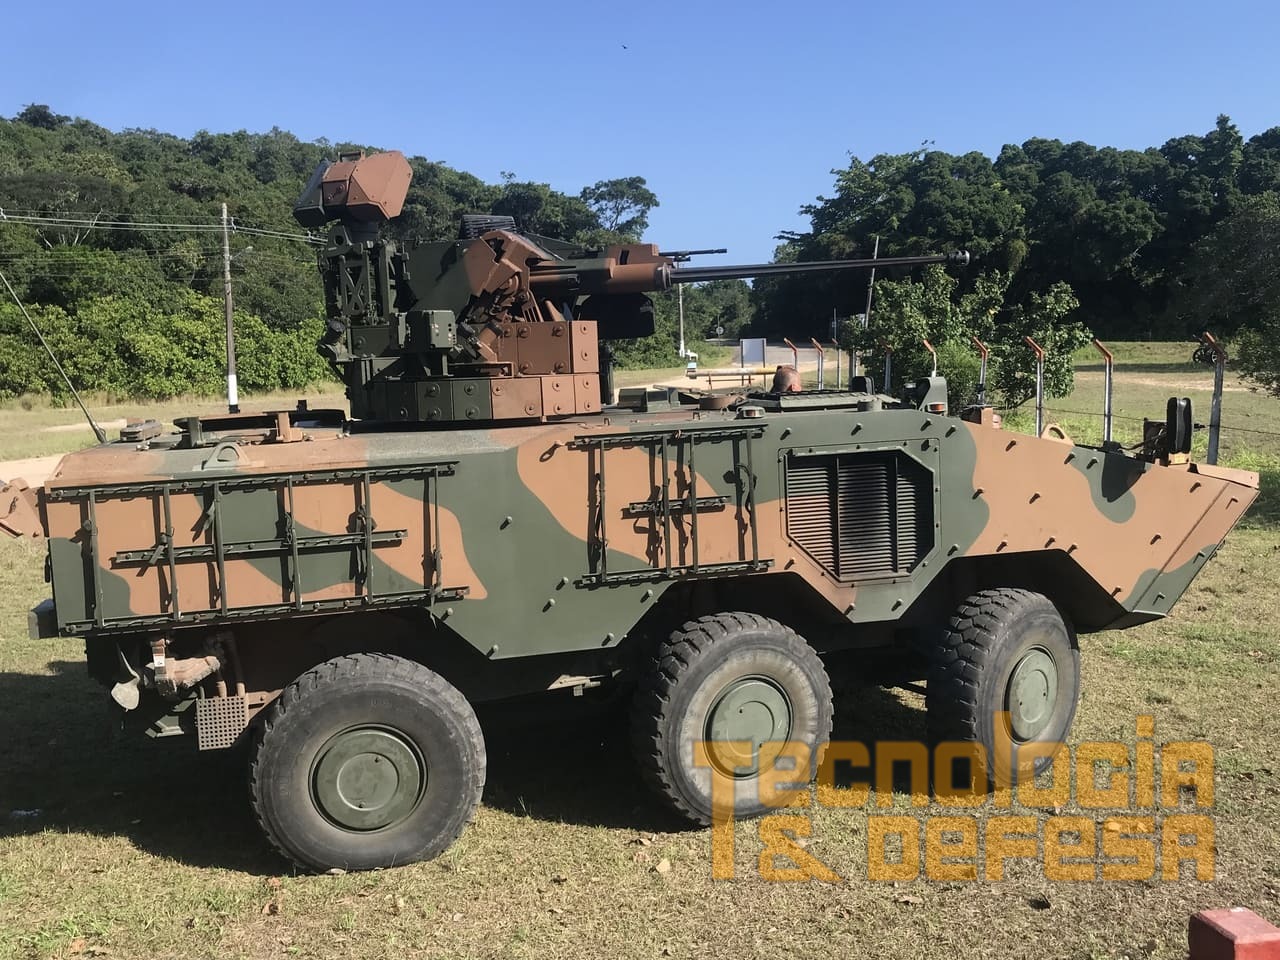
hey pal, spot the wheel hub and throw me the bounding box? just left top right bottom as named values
left=1006, top=647, right=1058, bottom=741
left=704, top=677, right=793, bottom=777
left=312, top=727, right=424, bottom=831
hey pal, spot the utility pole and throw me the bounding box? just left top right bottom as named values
left=854, top=235, right=880, bottom=376
left=221, top=203, right=239, bottom=413
left=677, top=281, right=686, bottom=358
left=661, top=247, right=725, bottom=359
left=862, top=236, right=880, bottom=326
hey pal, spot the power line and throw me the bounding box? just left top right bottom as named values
left=0, top=247, right=313, bottom=265
left=0, top=208, right=239, bottom=222
left=0, top=212, right=321, bottom=244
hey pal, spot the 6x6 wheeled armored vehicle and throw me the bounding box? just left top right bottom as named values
left=27, top=151, right=1258, bottom=870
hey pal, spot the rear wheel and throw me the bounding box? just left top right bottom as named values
left=631, top=613, right=833, bottom=825
left=926, top=588, right=1080, bottom=786
left=249, top=653, right=485, bottom=871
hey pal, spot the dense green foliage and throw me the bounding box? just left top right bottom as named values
left=5, top=106, right=1279, bottom=401
left=0, top=294, right=329, bottom=400
left=1185, top=193, right=1280, bottom=395
left=0, top=108, right=661, bottom=398
left=759, top=114, right=1280, bottom=403
left=607, top=280, right=752, bottom=368
left=837, top=266, right=1089, bottom=408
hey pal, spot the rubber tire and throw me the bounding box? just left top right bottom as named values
left=631, top=612, right=834, bottom=826
left=926, top=588, right=1080, bottom=787
left=249, top=653, right=486, bottom=872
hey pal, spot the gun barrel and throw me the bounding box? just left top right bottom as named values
left=669, top=250, right=968, bottom=285
left=658, top=247, right=729, bottom=262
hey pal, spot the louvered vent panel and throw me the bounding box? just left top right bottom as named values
left=786, top=451, right=932, bottom=580
left=785, top=462, right=836, bottom=571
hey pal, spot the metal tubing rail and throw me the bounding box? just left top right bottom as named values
left=1025, top=336, right=1046, bottom=436
left=810, top=338, right=827, bottom=389
left=1093, top=338, right=1114, bottom=444
left=922, top=338, right=938, bottom=376
left=971, top=336, right=989, bottom=405
left=782, top=338, right=800, bottom=373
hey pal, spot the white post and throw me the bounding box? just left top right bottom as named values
left=222, top=203, right=240, bottom=413
left=677, top=282, right=686, bottom=359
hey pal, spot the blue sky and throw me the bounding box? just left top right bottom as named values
left=5, top=0, right=1278, bottom=265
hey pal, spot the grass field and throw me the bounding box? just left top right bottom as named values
left=0, top=367, right=712, bottom=464
left=1, top=344, right=1279, bottom=960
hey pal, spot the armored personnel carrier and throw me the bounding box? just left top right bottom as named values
left=27, top=151, right=1258, bottom=871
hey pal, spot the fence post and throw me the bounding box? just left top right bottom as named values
left=782, top=337, right=799, bottom=372
left=1092, top=338, right=1114, bottom=444
left=971, top=335, right=989, bottom=406
left=1024, top=336, right=1045, bottom=436
left=1200, top=332, right=1227, bottom=465
left=810, top=338, right=826, bottom=389
left=922, top=338, right=938, bottom=376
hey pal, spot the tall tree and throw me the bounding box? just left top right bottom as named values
left=579, top=176, right=659, bottom=241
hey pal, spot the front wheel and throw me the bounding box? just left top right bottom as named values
left=249, top=653, right=486, bottom=872
left=926, top=588, right=1080, bottom=786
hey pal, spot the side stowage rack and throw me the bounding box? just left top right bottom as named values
left=45, top=463, right=466, bottom=634
left=569, top=423, right=771, bottom=586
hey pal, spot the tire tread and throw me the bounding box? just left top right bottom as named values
left=248, top=652, right=485, bottom=872
left=630, top=613, right=832, bottom=825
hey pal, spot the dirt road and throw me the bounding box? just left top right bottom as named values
left=0, top=454, right=63, bottom=487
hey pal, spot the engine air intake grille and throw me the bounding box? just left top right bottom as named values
left=785, top=451, right=933, bottom=579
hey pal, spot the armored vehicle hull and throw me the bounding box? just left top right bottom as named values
left=30, top=390, right=1257, bottom=868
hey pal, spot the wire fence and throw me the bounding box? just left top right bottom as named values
left=995, top=398, right=1280, bottom=463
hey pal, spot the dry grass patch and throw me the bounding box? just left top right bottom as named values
left=1, top=347, right=1279, bottom=959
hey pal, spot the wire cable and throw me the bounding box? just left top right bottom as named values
left=0, top=267, right=106, bottom=442
left=0, top=212, right=321, bottom=244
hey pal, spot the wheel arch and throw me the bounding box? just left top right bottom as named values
left=906, top=550, right=1124, bottom=635
left=624, top=571, right=867, bottom=661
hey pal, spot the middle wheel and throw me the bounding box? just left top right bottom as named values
left=631, top=612, right=834, bottom=825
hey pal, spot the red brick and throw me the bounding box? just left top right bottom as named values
left=1190, top=908, right=1280, bottom=960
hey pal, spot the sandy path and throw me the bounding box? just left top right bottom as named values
left=0, top=455, right=64, bottom=487
left=41, top=418, right=127, bottom=434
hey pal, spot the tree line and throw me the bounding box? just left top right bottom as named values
left=754, top=115, right=1280, bottom=402
left=2, top=105, right=1278, bottom=404
left=0, top=105, right=661, bottom=398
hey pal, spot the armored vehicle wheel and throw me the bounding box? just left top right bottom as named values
left=249, top=653, right=485, bottom=872
left=926, top=588, right=1080, bottom=787
left=631, top=613, right=833, bottom=825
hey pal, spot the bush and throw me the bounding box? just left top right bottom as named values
left=934, top=339, right=982, bottom=410
left=0, top=292, right=333, bottom=401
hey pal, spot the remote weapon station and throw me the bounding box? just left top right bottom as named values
left=27, top=151, right=1257, bottom=871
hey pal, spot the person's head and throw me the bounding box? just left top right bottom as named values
left=772, top=365, right=801, bottom=393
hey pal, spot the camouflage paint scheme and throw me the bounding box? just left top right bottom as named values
left=28, top=147, right=1259, bottom=744
left=39, top=399, right=1257, bottom=662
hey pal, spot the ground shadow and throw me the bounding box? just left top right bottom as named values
left=0, top=661, right=926, bottom=873
left=0, top=661, right=279, bottom=872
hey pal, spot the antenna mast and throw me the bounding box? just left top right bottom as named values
left=0, top=268, right=106, bottom=444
